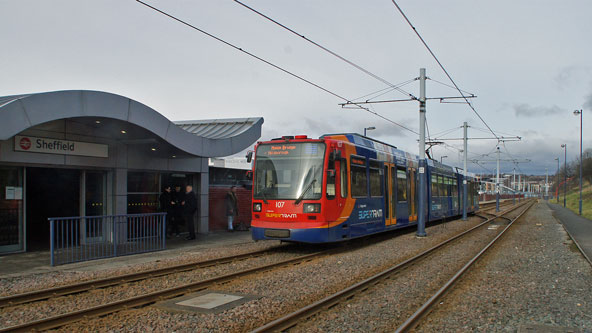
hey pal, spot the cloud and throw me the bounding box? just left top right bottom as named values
left=554, top=66, right=592, bottom=91
left=584, top=89, right=592, bottom=110
left=513, top=104, right=564, bottom=117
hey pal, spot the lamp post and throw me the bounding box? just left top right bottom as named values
left=364, top=126, right=376, bottom=136
left=574, top=109, right=583, bottom=215
left=440, top=155, right=448, bottom=164
left=561, top=144, right=567, bottom=207
left=555, top=157, right=559, bottom=203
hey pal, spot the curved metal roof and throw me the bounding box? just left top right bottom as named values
left=0, top=90, right=263, bottom=157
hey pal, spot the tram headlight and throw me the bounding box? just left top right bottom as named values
left=253, top=202, right=262, bottom=212
left=303, top=203, right=321, bottom=213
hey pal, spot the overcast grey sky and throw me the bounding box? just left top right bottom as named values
left=1, top=0, right=590, bottom=175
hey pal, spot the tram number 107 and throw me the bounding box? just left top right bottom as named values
left=276, top=202, right=286, bottom=208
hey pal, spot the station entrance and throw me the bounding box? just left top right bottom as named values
left=26, top=168, right=80, bottom=250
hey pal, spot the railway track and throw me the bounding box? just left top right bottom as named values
left=0, top=247, right=287, bottom=308
left=250, top=200, right=534, bottom=332
left=395, top=200, right=534, bottom=332
left=1, top=202, right=505, bottom=332
left=0, top=247, right=332, bottom=332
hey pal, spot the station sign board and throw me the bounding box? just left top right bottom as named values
left=14, top=135, right=108, bottom=158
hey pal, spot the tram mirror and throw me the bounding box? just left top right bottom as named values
left=246, top=151, right=253, bottom=163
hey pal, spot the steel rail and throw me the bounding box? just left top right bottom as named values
left=0, top=247, right=286, bottom=308
left=0, top=250, right=333, bottom=333
left=250, top=200, right=533, bottom=332
left=395, top=200, right=535, bottom=332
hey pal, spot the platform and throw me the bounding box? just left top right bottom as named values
left=0, top=230, right=258, bottom=278
left=548, top=202, right=592, bottom=264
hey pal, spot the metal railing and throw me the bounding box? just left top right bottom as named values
left=49, top=213, right=166, bottom=266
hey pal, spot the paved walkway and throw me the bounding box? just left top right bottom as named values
left=547, top=202, right=592, bottom=264
left=0, top=231, right=256, bottom=278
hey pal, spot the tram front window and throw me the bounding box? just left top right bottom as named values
left=254, top=143, right=326, bottom=200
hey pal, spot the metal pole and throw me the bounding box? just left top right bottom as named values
left=579, top=110, right=583, bottom=215
left=512, top=168, right=516, bottom=204
left=417, top=68, right=427, bottom=237
left=364, top=128, right=367, bottom=136
left=564, top=144, right=567, bottom=207
left=556, top=157, right=560, bottom=202
left=496, top=146, right=500, bottom=212
left=462, top=122, right=468, bottom=221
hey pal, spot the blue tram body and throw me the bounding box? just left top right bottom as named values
left=250, top=133, right=479, bottom=243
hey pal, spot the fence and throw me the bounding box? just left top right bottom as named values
left=49, top=213, right=166, bottom=266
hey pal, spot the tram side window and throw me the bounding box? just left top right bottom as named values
left=397, top=168, right=407, bottom=202
left=369, top=159, right=382, bottom=197
left=431, top=174, right=439, bottom=197
left=340, top=159, right=348, bottom=198
left=438, top=175, right=445, bottom=197
left=351, top=157, right=368, bottom=198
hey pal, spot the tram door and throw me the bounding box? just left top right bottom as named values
left=384, top=163, right=396, bottom=226
left=409, top=168, right=417, bottom=222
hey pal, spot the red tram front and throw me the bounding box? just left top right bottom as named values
left=250, top=135, right=351, bottom=243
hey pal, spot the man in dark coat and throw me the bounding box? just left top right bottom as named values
left=226, top=186, right=239, bottom=231
left=158, top=185, right=176, bottom=237
left=182, top=185, right=197, bottom=240
left=172, top=185, right=184, bottom=237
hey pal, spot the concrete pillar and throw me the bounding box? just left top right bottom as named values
left=113, top=168, right=128, bottom=215
left=198, top=159, right=209, bottom=234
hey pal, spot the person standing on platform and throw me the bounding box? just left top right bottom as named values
left=172, top=185, right=184, bottom=237
left=226, top=186, right=239, bottom=231
left=159, top=185, right=176, bottom=237
left=182, top=185, right=197, bottom=240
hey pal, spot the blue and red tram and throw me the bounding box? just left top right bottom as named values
left=250, top=133, right=479, bottom=243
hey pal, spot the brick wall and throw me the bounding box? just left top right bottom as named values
left=209, top=186, right=252, bottom=231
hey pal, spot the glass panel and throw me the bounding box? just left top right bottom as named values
left=397, top=169, right=407, bottom=202
left=85, top=172, right=105, bottom=217
left=254, top=143, right=326, bottom=200
left=391, top=167, right=396, bottom=212
left=431, top=174, right=438, bottom=197
left=410, top=169, right=416, bottom=215
left=369, top=168, right=382, bottom=197
left=384, top=166, right=390, bottom=218
left=128, top=172, right=159, bottom=193
left=351, top=165, right=367, bottom=198
left=0, top=167, right=23, bottom=250
left=340, top=160, right=348, bottom=198
left=127, top=194, right=159, bottom=214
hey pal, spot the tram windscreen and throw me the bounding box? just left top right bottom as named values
left=254, top=142, right=326, bottom=200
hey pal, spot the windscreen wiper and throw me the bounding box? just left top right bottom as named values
left=295, top=179, right=316, bottom=205
left=261, top=191, right=268, bottom=204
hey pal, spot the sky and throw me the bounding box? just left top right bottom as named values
left=1, top=0, right=591, bottom=176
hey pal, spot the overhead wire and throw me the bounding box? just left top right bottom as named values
left=352, top=78, right=417, bottom=102
left=136, top=0, right=418, bottom=135
left=389, top=0, right=500, bottom=141
left=427, top=77, right=475, bottom=96
left=232, top=0, right=417, bottom=100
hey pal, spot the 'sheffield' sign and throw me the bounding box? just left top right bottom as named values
left=14, top=135, right=108, bottom=158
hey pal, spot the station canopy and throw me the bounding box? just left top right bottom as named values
left=0, top=90, right=263, bottom=158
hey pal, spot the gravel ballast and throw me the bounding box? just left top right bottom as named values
left=54, top=215, right=487, bottom=332
left=415, top=202, right=592, bottom=332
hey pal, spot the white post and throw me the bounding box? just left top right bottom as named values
left=496, top=146, right=500, bottom=212
left=462, top=122, right=468, bottom=220
left=545, top=168, right=549, bottom=200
